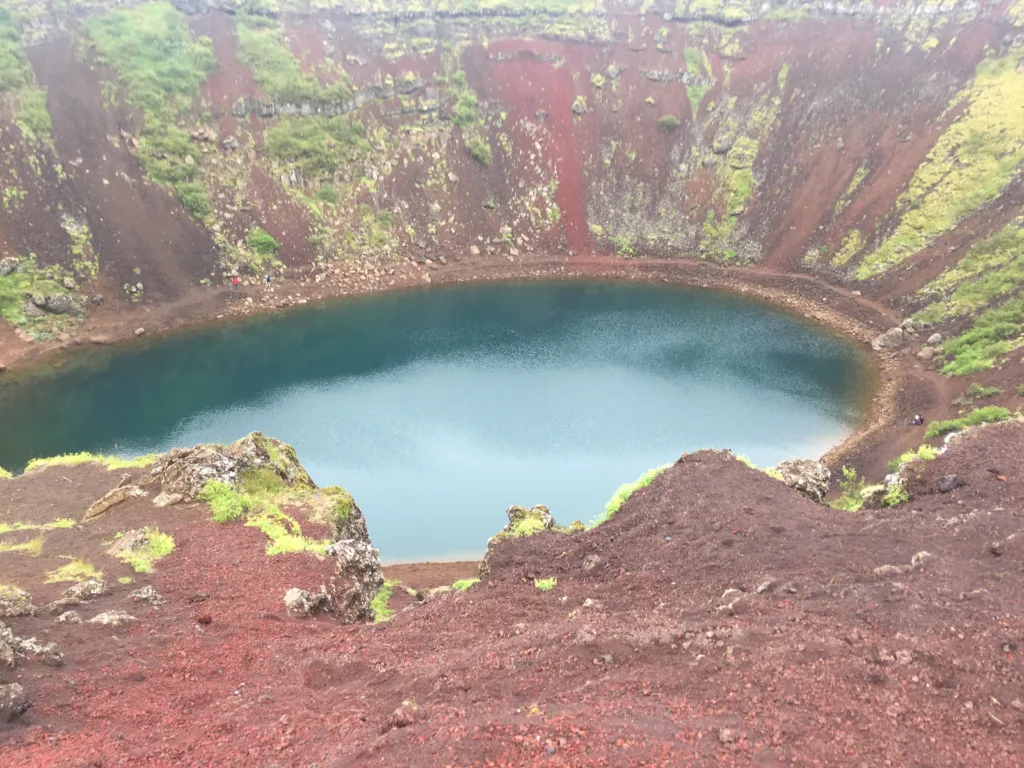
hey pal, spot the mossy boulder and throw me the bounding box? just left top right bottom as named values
left=479, top=505, right=583, bottom=578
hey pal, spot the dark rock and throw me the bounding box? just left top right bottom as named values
left=582, top=554, right=604, bottom=573
left=22, top=301, right=46, bottom=318
left=0, top=683, right=29, bottom=722
left=91, top=294, right=105, bottom=305
left=44, top=293, right=72, bottom=314
left=937, top=475, right=959, bottom=493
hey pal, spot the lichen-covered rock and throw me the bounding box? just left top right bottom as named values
left=64, top=579, right=109, bottom=601
left=128, top=586, right=166, bottom=606
left=0, top=256, right=18, bottom=276
left=0, top=622, right=64, bottom=667
left=871, top=327, right=904, bottom=351
left=148, top=432, right=313, bottom=500
left=326, top=539, right=384, bottom=624
left=479, top=505, right=558, bottom=578
left=83, top=485, right=145, bottom=521
left=56, top=610, right=82, bottom=624
left=283, top=587, right=331, bottom=618
left=0, top=683, right=29, bottom=722
left=152, top=491, right=183, bottom=507
left=88, top=610, right=137, bottom=627
left=44, top=293, right=72, bottom=314
left=0, top=586, right=37, bottom=618
left=772, top=459, right=831, bottom=503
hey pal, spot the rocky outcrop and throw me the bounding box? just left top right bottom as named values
left=326, top=540, right=384, bottom=624
left=88, top=611, right=137, bottom=627
left=148, top=432, right=313, bottom=500
left=82, top=485, right=145, bottom=521
left=0, top=683, right=28, bottom=722
left=772, top=459, right=832, bottom=503
left=0, top=621, right=63, bottom=667
left=283, top=587, right=331, bottom=618
left=0, top=586, right=38, bottom=618
left=479, top=505, right=559, bottom=578
left=871, top=327, right=904, bottom=351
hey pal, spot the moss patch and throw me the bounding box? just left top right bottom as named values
left=25, top=452, right=159, bottom=473
left=534, top=577, right=557, bottom=592
left=112, top=528, right=175, bottom=573
left=591, top=465, right=669, bottom=527
left=45, top=557, right=102, bottom=584
left=0, top=535, right=45, bottom=556
left=370, top=578, right=401, bottom=622
left=939, top=296, right=1024, bottom=375
left=856, top=47, right=1024, bottom=278
left=925, top=406, right=1014, bottom=437
left=0, top=518, right=75, bottom=535
left=452, top=578, right=480, bottom=591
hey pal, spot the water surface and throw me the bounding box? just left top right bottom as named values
left=0, top=281, right=871, bottom=562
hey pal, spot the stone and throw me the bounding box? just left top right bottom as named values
left=871, top=327, right=904, bottom=351
left=0, top=683, right=29, bottom=722
left=772, top=459, right=831, bottom=503
left=152, top=491, right=183, bottom=507
left=911, top=551, right=936, bottom=568
left=582, top=554, right=604, bottom=573
left=31, top=293, right=46, bottom=308
left=860, top=484, right=888, bottom=510
left=148, top=432, right=314, bottom=501
left=44, top=294, right=72, bottom=314
left=917, top=346, right=936, bottom=360
left=326, top=539, right=384, bottom=624
left=56, top=610, right=82, bottom=624
left=88, top=610, right=137, bottom=627
left=283, top=587, right=331, bottom=618
left=873, top=564, right=911, bottom=578
left=223, top=136, right=239, bottom=150
left=927, top=333, right=942, bottom=345
left=0, top=586, right=38, bottom=618
left=388, top=699, right=420, bottom=730
left=134, top=327, right=146, bottom=336
left=82, top=485, right=145, bottom=521
left=937, top=475, right=960, bottom=493
left=91, top=294, right=105, bottom=305
left=469, top=245, right=480, bottom=256
left=718, top=728, right=736, bottom=744
left=415, top=586, right=452, bottom=603
left=22, top=300, right=46, bottom=318
left=128, top=586, right=166, bottom=605
left=0, top=256, right=19, bottom=276
left=64, top=579, right=109, bottom=601
left=0, top=640, right=13, bottom=668
left=62, top=276, right=77, bottom=290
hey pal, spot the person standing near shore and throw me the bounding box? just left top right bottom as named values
left=232, top=276, right=239, bottom=290
left=265, top=274, right=271, bottom=287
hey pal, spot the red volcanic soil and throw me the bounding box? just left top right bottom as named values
left=2, top=420, right=1022, bottom=766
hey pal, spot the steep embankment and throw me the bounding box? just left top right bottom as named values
left=0, top=1, right=1022, bottom=442
left=1, top=422, right=1022, bottom=765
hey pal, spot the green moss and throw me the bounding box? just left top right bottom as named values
left=176, top=183, right=212, bottom=220
left=534, top=577, right=557, bottom=592
left=452, top=578, right=480, bottom=591
left=592, top=465, right=669, bottom=526
left=913, top=224, right=1024, bottom=323
left=236, top=14, right=350, bottom=103
left=114, top=528, right=175, bottom=573
left=118, top=576, right=134, bottom=585
left=856, top=48, right=1024, bottom=279
left=0, top=518, right=75, bottom=535
left=247, top=226, right=280, bottom=257
left=370, top=578, right=401, bottom=622
left=264, top=115, right=368, bottom=181
left=925, top=406, right=1014, bottom=437
left=84, top=2, right=216, bottom=213
left=45, top=557, right=102, bottom=584
left=0, top=8, right=52, bottom=144
left=0, top=535, right=44, bottom=556
left=834, top=163, right=869, bottom=214
left=0, top=255, right=66, bottom=327
left=197, top=479, right=250, bottom=522
left=831, top=229, right=864, bottom=266
left=25, top=452, right=158, bottom=473
left=888, top=443, right=941, bottom=472
left=940, top=296, right=1024, bottom=375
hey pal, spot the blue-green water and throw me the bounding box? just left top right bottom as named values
left=0, top=281, right=871, bottom=562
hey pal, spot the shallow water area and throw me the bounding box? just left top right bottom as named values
left=0, top=281, right=871, bottom=562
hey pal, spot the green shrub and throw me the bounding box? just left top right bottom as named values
left=534, top=577, right=557, bottom=592
left=114, top=527, right=175, bottom=573
left=370, top=579, right=401, bottom=622
left=175, top=182, right=212, bottom=219
left=247, top=226, right=280, bottom=256
left=964, top=382, right=1003, bottom=399
left=924, top=406, right=1014, bottom=437
left=466, top=135, right=491, bottom=165
left=452, top=578, right=479, bottom=591
left=1018, top=383, right=1024, bottom=396
left=316, top=186, right=340, bottom=205
left=658, top=114, right=680, bottom=132
left=830, top=466, right=865, bottom=512
left=197, top=480, right=250, bottom=522
left=452, top=91, right=478, bottom=126
left=883, top=484, right=909, bottom=507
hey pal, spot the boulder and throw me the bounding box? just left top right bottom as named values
left=147, top=432, right=314, bottom=500
left=871, top=327, right=904, bottom=351
left=56, top=611, right=82, bottom=624
left=0, top=639, right=12, bottom=668
left=283, top=587, right=331, bottom=618
left=88, top=610, right=137, bottom=627
left=44, top=293, right=72, bottom=314
left=326, top=539, right=384, bottom=624
left=0, top=586, right=37, bottom=618
left=152, top=491, right=183, bottom=507
left=917, top=346, right=936, bottom=361
left=927, top=332, right=942, bottom=345
left=772, top=459, right=831, bottom=503
left=0, top=622, right=63, bottom=666
left=937, top=474, right=960, bottom=493
left=860, top=484, right=887, bottom=510
left=64, top=579, right=109, bottom=601
left=0, top=683, right=28, bottom=722
left=128, top=586, right=166, bottom=605
left=82, top=485, right=145, bottom=521
left=21, top=301, right=46, bottom=318
left=0, top=256, right=19, bottom=276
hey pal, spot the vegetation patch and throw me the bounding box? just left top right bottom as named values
left=830, top=466, right=866, bottom=512
left=939, top=296, right=1024, bottom=375
left=0, top=255, right=71, bottom=329
left=112, top=528, right=175, bottom=573
left=84, top=2, right=216, bottom=217
left=370, top=578, right=401, bottom=622
left=0, top=518, right=75, bottom=535
left=591, top=465, right=669, bottom=526
left=264, top=115, right=369, bottom=181
left=684, top=47, right=711, bottom=115
left=452, top=578, right=480, bottom=591
left=924, top=406, right=1014, bottom=438
left=25, top=452, right=159, bottom=473
left=888, top=444, right=940, bottom=473
left=856, top=47, right=1024, bottom=278
left=658, top=114, right=680, bottom=133
left=0, top=535, right=45, bottom=556
left=0, top=467, right=11, bottom=479
left=466, top=134, right=492, bottom=165
left=534, top=577, right=557, bottom=592
left=0, top=8, right=53, bottom=144
left=45, top=557, right=102, bottom=584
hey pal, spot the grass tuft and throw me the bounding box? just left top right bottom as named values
left=25, top=452, right=159, bottom=473
left=46, top=557, right=102, bottom=584
left=591, top=465, right=669, bottom=526
left=452, top=578, right=480, bottom=592
left=114, top=528, right=175, bottom=573
left=534, top=577, right=557, bottom=592
left=370, top=579, right=401, bottom=622
left=0, top=535, right=45, bottom=556
left=924, top=406, right=1014, bottom=438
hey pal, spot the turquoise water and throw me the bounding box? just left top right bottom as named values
left=0, top=281, right=871, bottom=562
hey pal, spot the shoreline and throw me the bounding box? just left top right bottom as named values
left=0, top=250, right=938, bottom=500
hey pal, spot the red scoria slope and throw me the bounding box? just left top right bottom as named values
left=2, top=422, right=1023, bottom=766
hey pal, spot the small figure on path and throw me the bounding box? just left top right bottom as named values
left=907, top=414, right=924, bottom=426
left=232, top=276, right=239, bottom=290
left=265, top=274, right=271, bottom=287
